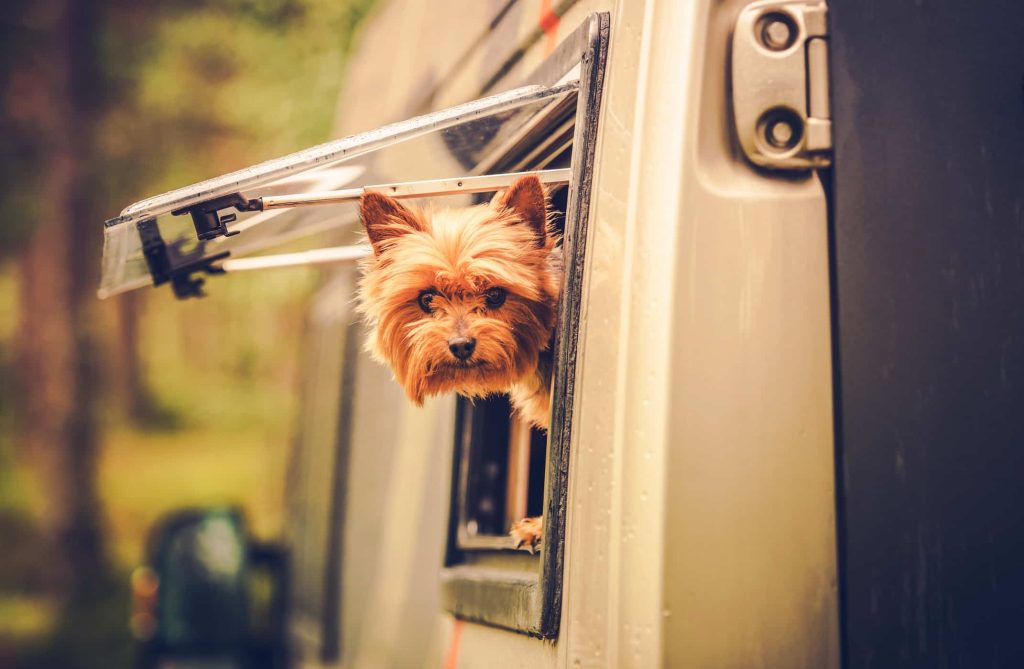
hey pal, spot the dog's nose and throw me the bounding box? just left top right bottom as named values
left=448, top=336, right=476, bottom=360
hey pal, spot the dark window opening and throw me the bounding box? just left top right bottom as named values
left=456, top=395, right=549, bottom=540
left=441, top=12, right=609, bottom=638
left=453, top=185, right=568, bottom=548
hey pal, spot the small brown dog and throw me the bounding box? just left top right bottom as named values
left=357, top=175, right=559, bottom=551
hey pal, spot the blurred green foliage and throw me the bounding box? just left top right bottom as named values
left=100, top=0, right=375, bottom=198
left=0, top=0, right=375, bottom=665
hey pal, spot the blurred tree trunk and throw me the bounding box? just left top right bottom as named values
left=113, top=292, right=159, bottom=424
left=14, top=0, right=106, bottom=595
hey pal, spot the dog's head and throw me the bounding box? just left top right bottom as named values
left=357, top=175, right=561, bottom=404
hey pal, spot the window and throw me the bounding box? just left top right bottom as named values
left=454, top=396, right=549, bottom=546
left=99, top=11, right=608, bottom=641
left=285, top=270, right=360, bottom=662
left=441, top=16, right=608, bottom=637
left=451, top=166, right=570, bottom=553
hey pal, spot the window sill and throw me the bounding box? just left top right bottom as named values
left=441, top=565, right=544, bottom=636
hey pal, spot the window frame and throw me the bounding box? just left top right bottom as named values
left=98, top=84, right=579, bottom=300
left=441, top=12, right=610, bottom=638
left=283, top=269, right=361, bottom=663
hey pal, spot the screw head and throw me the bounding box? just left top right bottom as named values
left=766, top=21, right=791, bottom=47
left=758, top=12, right=798, bottom=51
left=767, top=119, right=795, bottom=148
left=756, top=107, right=804, bottom=154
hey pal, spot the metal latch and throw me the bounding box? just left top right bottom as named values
left=137, top=218, right=228, bottom=299
left=732, top=0, right=831, bottom=170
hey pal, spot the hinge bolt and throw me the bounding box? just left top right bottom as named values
left=734, top=1, right=832, bottom=169
left=759, top=12, right=797, bottom=51
left=758, top=107, right=803, bottom=152
left=767, top=118, right=795, bottom=148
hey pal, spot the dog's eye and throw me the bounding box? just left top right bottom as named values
left=417, top=290, right=437, bottom=313
left=484, top=287, right=507, bottom=309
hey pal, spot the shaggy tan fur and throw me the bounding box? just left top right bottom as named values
left=357, top=175, right=561, bottom=429
left=509, top=515, right=544, bottom=553
left=357, top=176, right=558, bottom=550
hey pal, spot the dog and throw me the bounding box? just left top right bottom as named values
left=357, top=175, right=560, bottom=551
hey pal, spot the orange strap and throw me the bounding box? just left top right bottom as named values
left=539, top=0, right=561, bottom=55
left=443, top=618, right=465, bottom=669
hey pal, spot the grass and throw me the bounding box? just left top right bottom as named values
left=101, top=424, right=289, bottom=567
left=0, top=595, right=57, bottom=639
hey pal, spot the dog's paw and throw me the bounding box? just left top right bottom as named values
left=510, top=516, right=543, bottom=553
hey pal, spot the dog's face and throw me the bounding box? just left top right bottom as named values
left=358, top=175, right=561, bottom=405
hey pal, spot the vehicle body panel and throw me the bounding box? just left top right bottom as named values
left=292, top=1, right=838, bottom=667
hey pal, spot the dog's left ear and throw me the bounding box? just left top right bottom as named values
left=497, top=175, right=547, bottom=247
left=360, top=192, right=423, bottom=256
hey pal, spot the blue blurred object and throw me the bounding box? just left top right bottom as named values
left=133, top=507, right=289, bottom=669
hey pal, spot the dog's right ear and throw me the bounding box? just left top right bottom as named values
left=496, top=175, right=547, bottom=247
left=360, top=192, right=423, bottom=256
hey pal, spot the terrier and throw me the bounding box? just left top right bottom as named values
left=357, top=175, right=559, bottom=551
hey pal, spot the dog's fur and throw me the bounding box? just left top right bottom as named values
left=357, top=175, right=558, bottom=550
left=357, top=175, right=561, bottom=428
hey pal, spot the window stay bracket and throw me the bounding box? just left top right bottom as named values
left=171, top=168, right=572, bottom=243
left=138, top=218, right=229, bottom=300
left=172, top=193, right=262, bottom=242
left=144, top=168, right=572, bottom=298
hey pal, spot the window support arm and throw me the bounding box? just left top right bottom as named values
left=220, top=245, right=371, bottom=272
left=172, top=168, right=572, bottom=242
left=147, top=168, right=571, bottom=297
left=138, top=218, right=229, bottom=299
left=255, top=167, right=571, bottom=211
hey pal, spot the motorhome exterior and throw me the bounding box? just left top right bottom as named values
left=107, top=0, right=1024, bottom=667
left=288, top=2, right=839, bottom=667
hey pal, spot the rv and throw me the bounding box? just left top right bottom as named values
left=106, top=0, right=1024, bottom=667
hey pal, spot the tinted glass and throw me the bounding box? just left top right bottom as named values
left=99, top=83, right=578, bottom=298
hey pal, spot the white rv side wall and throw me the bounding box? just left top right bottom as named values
left=562, top=0, right=840, bottom=667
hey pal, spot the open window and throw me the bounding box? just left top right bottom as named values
left=440, top=16, right=607, bottom=638
left=100, top=12, right=608, bottom=640
left=284, top=268, right=361, bottom=663
left=98, top=75, right=578, bottom=299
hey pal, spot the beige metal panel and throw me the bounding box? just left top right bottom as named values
left=455, top=622, right=558, bottom=668
left=332, top=332, right=458, bottom=669
left=305, top=282, right=453, bottom=669
left=333, top=0, right=501, bottom=131
left=334, top=348, right=404, bottom=664
left=429, top=0, right=548, bottom=108
left=562, top=0, right=839, bottom=668
left=344, top=391, right=455, bottom=669
left=288, top=273, right=353, bottom=659
left=426, top=0, right=614, bottom=109
left=558, top=0, right=675, bottom=665
left=663, top=2, right=839, bottom=666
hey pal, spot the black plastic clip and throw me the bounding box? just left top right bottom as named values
left=171, top=193, right=261, bottom=241
left=138, top=218, right=229, bottom=299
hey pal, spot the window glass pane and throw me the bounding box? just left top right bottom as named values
left=284, top=273, right=354, bottom=654
left=99, top=82, right=577, bottom=298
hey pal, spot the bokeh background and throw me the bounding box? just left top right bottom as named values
left=0, top=1, right=375, bottom=666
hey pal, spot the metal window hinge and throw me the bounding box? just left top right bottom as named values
left=137, top=218, right=228, bottom=299
left=732, top=0, right=831, bottom=170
